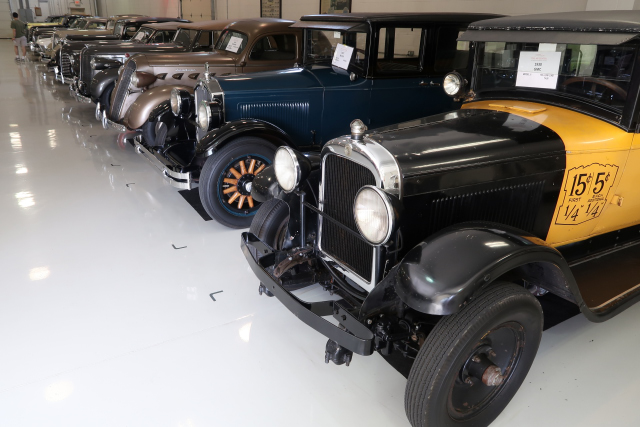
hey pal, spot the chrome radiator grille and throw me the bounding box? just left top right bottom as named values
left=60, top=51, right=72, bottom=77
left=109, top=60, right=136, bottom=120
left=80, top=51, right=92, bottom=88
left=321, top=154, right=376, bottom=282
left=194, top=84, right=210, bottom=141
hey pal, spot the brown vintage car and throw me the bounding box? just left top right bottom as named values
left=103, top=18, right=302, bottom=142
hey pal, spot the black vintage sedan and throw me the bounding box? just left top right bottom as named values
left=242, top=10, right=640, bottom=427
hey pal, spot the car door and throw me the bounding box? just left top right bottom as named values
left=241, top=32, right=299, bottom=73
left=318, top=29, right=373, bottom=144
left=368, top=25, right=463, bottom=129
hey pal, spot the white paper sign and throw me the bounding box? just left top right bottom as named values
left=332, top=43, right=354, bottom=70
left=225, top=36, right=243, bottom=53
left=516, top=51, right=562, bottom=89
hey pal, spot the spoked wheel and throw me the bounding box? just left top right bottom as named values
left=198, top=137, right=276, bottom=228
left=405, top=282, right=543, bottom=427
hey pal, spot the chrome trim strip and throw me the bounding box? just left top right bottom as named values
left=133, top=137, right=194, bottom=190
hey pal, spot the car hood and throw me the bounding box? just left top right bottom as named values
left=216, top=66, right=323, bottom=92
left=83, top=43, right=185, bottom=57
left=364, top=108, right=566, bottom=194
left=57, top=29, right=111, bottom=38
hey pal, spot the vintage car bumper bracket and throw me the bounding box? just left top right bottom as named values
left=133, top=136, right=194, bottom=190
left=104, top=117, right=128, bottom=133
left=241, top=232, right=375, bottom=356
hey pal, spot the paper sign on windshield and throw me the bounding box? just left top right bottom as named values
left=516, top=51, right=562, bottom=89
left=332, top=43, right=354, bottom=70
left=225, top=36, right=243, bottom=53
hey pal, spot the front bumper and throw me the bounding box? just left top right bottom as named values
left=133, top=136, right=194, bottom=190
left=103, top=116, right=128, bottom=133
left=241, top=232, right=375, bottom=356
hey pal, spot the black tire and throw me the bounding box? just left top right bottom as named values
left=250, top=198, right=290, bottom=250
left=199, top=137, right=276, bottom=229
left=405, top=282, right=543, bottom=427
left=98, top=83, right=113, bottom=115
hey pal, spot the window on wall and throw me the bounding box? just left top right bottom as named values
left=249, top=34, right=297, bottom=60
left=376, top=27, right=424, bottom=74
left=434, top=27, right=470, bottom=72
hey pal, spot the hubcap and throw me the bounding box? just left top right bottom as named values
left=447, top=322, right=525, bottom=421
left=219, top=156, right=268, bottom=215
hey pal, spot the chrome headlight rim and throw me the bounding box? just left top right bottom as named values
left=129, top=72, right=139, bottom=89
left=197, top=101, right=211, bottom=132
left=353, top=185, right=394, bottom=246
left=171, top=88, right=182, bottom=116
left=443, top=71, right=467, bottom=98
left=274, top=146, right=301, bottom=193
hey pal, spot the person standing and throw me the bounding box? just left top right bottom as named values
left=11, top=12, right=28, bottom=62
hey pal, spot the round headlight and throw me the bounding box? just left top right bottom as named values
left=443, top=72, right=465, bottom=97
left=274, top=147, right=300, bottom=192
left=130, top=73, right=139, bottom=89
left=197, top=101, right=210, bottom=132
left=171, top=88, right=182, bottom=116
left=354, top=186, right=393, bottom=245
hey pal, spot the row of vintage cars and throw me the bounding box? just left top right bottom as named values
left=39, top=9, right=640, bottom=427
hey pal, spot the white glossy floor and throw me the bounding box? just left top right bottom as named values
left=1, top=40, right=640, bottom=426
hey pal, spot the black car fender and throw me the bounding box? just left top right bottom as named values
left=90, top=68, right=119, bottom=101
left=391, top=222, right=589, bottom=318
left=195, top=119, right=295, bottom=159
left=148, top=100, right=171, bottom=123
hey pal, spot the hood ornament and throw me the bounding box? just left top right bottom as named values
left=350, top=119, right=367, bottom=142
left=204, top=62, right=211, bottom=81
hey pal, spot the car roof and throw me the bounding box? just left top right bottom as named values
left=223, top=18, right=296, bottom=35
left=86, top=18, right=108, bottom=22
left=299, top=12, right=502, bottom=24
left=468, top=10, right=640, bottom=33
left=117, top=17, right=190, bottom=24
left=177, top=19, right=236, bottom=31
left=460, top=11, right=640, bottom=45
left=142, top=22, right=187, bottom=30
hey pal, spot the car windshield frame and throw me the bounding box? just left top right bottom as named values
left=471, top=39, right=640, bottom=129
left=302, top=27, right=369, bottom=74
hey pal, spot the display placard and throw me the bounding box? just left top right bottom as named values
left=332, top=43, right=354, bottom=70
left=516, top=51, right=562, bottom=89
left=225, top=36, right=243, bottom=53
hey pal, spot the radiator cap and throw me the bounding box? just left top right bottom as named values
left=350, top=119, right=367, bottom=141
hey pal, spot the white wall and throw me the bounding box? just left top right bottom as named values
left=98, top=0, right=179, bottom=17
left=215, top=0, right=598, bottom=20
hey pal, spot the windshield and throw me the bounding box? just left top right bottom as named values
left=476, top=42, right=637, bottom=113
left=174, top=28, right=198, bottom=47
left=107, top=19, right=115, bottom=30
left=86, top=21, right=106, bottom=30
left=132, top=27, right=155, bottom=43
left=215, top=30, right=248, bottom=53
left=304, top=29, right=367, bottom=70
left=68, top=17, right=82, bottom=27
left=54, top=17, right=65, bottom=24
left=73, top=19, right=87, bottom=29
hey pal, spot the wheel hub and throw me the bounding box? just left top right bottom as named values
left=220, top=156, right=267, bottom=212
left=462, top=345, right=504, bottom=387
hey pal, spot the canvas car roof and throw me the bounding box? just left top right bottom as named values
left=460, top=10, right=640, bottom=45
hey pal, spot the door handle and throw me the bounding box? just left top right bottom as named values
left=420, top=80, right=440, bottom=87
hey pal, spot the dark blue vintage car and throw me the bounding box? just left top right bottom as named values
left=132, top=12, right=500, bottom=228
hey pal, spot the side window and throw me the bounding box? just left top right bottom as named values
left=124, top=25, right=138, bottom=39
left=194, top=31, right=214, bottom=51
left=249, top=34, right=297, bottom=61
left=376, top=27, right=424, bottom=74
left=152, top=31, right=175, bottom=44
left=434, top=27, right=470, bottom=73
